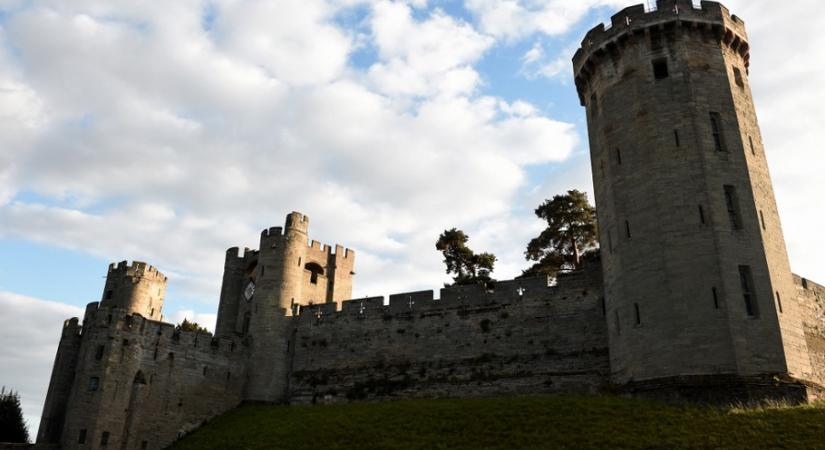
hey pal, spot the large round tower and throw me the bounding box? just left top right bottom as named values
left=574, top=0, right=813, bottom=399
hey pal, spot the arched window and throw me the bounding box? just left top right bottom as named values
left=133, top=371, right=147, bottom=385
left=304, top=262, right=325, bottom=285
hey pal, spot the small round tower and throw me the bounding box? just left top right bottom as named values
left=100, top=261, right=166, bottom=321
left=243, top=212, right=310, bottom=402
left=574, top=0, right=812, bottom=399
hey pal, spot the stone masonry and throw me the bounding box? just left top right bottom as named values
left=34, top=2, right=825, bottom=449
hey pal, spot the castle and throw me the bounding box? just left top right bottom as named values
left=34, top=1, right=825, bottom=449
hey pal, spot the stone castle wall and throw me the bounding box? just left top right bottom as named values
left=54, top=303, right=246, bottom=450
left=795, top=276, right=825, bottom=387
left=287, top=265, right=609, bottom=403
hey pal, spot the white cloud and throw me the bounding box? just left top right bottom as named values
left=464, top=0, right=629, bottom=41
left=367, top=1, right=493, bottom=97
left=0, top=0, right=580, bottom=310
left=0, top=291, right=84, bottom=437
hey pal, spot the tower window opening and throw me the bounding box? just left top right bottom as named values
left=104, top=290, right=113, bottom=300
left=305, top=262, right=325, bottom=285
left=733, top=66, right=745, bottom=88
left=616, top=148, right=623, bottom=165
left=653, top=58, right=669, bottom=79
left=674, top=129, right=680, bottom=147
left=242, top=312, right=251, bottom=335
left=100, top=431, right=110, bottom=447
left=699, top=205, right=706, bottom=225
left=95, top=345, right=105, bottom=360
left=749, top=135, right=756, bottom=155
left=739, top=265, right=759, bottom=318
left=78, top=429, right=87, bottom=444
left=634, top=303, right=641, bottom=326
left=625, top=220, right=631, bottom=239
left=724, top=185, right=742, bottom=230
left=88, top=376, right=99, bottom=392
left=759, top=210, right=767, bottom=230
left=710, top=112, right=727, bottom=152
left=600, top=297, right=606, bottom=316
left=776, top=291, right=784, bottom=314
left=712, top=287, right=720, bottom=309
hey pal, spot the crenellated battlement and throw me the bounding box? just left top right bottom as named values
left=572, top=0, right=750, bottom=104
left=260, top=227, right=283, bottom=238
left=106, top=260, right=167, bottom=282
left=225, top=246, right=258, bottom=261
left=294, top=268, right=599, bottom=321
left=80, top=302, right=244, bottom=354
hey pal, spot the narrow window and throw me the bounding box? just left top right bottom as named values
left=104, top=290, right=113, bottom=300
left=625, top=220, right=632, bottom=239
left=616, top=148, right=623, bottom=165
left=802, top=279, right=809, bottom=290
left=298, top=257, right=302, bottom=266
left=749, top=136, right=756, bottom=156
left=724, top=185, right=742, bottom=229
left=699, top=205, right=706, bottom=225
left=739, top=265, right=758, bottom=317
left=153, top=347, right=158, bottom=360
left=106, top=314, right=113, bottom=325
left=600, top=297, right=606, bottom=316
left=615, top=310, right=621, bottom=335
left=203, top=366, right=208, bottom=376
left=95, top=345, right=105, bottom=360
left=607, top=230, right=613, bottom=252
left=141, top=441, right=148, bottom=450
left=634, top=303, right=641, bottom=325
left=653, top=58, right=669, bottom=79
left=710, top=112, right=727, bottom=152
left=101, top=431, right=110, bottom=447
left=261, top=265, right=265, bottom=277
left=150, top=308, right=155, bottom=317
left=759, top=210, right=766, bottom=230
left=733, top=66, right=745, bottom=88
left=776, top=291, right=783, bottom=314
left=712, top=287, right=720, bottom=309
left=674, top=129, right=680, bottom=147
left=88, top=376, right=100, bottom=391
left=78, top=429, right=87, bottom=444
left=242, top=313, right=251, bottom=335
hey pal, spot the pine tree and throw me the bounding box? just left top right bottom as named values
left=436, top=228, right=497, bottom=287
left=0, top=387, right=30, bottom=443
left=524, top=190, right=598, bottom=277
left=177, top=318, right=209, bottom=333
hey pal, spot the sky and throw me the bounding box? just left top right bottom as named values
left=0, top=0, right=823, bottom=437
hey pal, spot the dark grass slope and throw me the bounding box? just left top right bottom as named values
left=172, top=395, right=825, bottom=449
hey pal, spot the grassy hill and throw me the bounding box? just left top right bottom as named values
left=172, top=395, right=825, bottom=449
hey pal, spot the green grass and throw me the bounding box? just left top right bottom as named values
left=172, top=395, right=825, bottom=449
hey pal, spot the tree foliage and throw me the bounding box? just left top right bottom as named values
left=436, top=228, right=497, bottom=286
left=0, top=387, right=30, bottom=443
left=178, top=318, right=209, bottom=333
left=524, top=190, right=598, bottom=277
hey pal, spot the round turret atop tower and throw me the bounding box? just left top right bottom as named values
left=100, top=261, right=166, bottom=321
